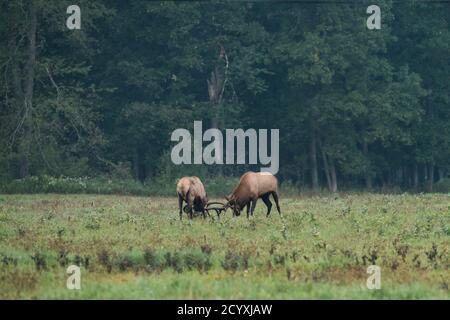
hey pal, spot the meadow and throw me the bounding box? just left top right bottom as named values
left=0, top=193, right=449, bottom=299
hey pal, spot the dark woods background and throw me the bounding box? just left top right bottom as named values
left=1, top=0, right=449, bottom=195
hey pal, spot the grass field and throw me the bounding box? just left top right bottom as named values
left=0, top=193, right=449, bottom=299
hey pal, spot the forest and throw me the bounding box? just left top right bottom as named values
left=1, top=0, right=449, bottom=194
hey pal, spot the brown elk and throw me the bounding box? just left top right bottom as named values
left=176, top=176, right=208, bottom=220
left=224, top=171, right=281, bottom=218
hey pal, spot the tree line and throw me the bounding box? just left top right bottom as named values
left=0, top=0, right=449, bottom=192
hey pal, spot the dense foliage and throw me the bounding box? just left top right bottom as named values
left=1, top=1, right=449, bottom=192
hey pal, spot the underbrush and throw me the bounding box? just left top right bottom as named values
left=0, top=175, right=297, bottom=197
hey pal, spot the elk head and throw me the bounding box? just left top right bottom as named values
left=224, top=195, right=241, bottom=217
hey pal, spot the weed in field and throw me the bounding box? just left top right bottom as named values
left=426, top=244, right=438, bottom=269
left=143, top=248, right=165, bottom=272
left=394, top=240, right=409, bottom=262
left=222, top=250, right=250, bottom=272
left=57, top=250, right=69, bottom=267
left=165, top=252, right=184, bottom=273
left=1, top=254, right=18, bottom=267
left=183, top=250, right=212, bottom=273
left=31, top=252, right=47, bottom=271
left=200, top=244, right=212, bottom=256
left=98, top=250, right=112, bottom=273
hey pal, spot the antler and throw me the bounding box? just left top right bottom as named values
left=205, top=201, right=227, bottom=217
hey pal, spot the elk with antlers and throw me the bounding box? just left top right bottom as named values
left=176, top=176, right=208, bottom=220
left=224, top=171, right=281, bottom=218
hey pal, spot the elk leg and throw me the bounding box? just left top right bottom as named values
left=186, top=198, right=193, bottom=220
left=272, top=192, right=281, bottom=215
left=249, top=199, right=257, bottom=217
left=262, top=194, right=272, bottom=217
left=246, top=202, right=251, bottom=218
left=178, top=194, right=184, bottom=220
left=189, top=203, right=194, bottom=219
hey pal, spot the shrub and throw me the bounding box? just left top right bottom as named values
left=0, top=174, right=243, bottom=196
left=221, top=250, right=250, bottom=272
left=58, top=250, right=69, bottom=267
left=143, top=248, right=166, bottom=272
left=1, top=254, right=18, bottom=267
left=434, top=179, right=450, bottom=193
left=0, top=175, right=150, bottom=196
left=165, top=252, right=184, bottom=273
left=183, top=249, right=212, bottom=273
left=98, top=250, right=112, bottom=273
left=31, top=252, right=48, bottom=271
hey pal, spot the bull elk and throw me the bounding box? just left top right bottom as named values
left=224, top=171, right=281, bottom=218
left=176, top=176, right=208, bottom=220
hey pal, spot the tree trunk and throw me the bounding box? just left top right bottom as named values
left=362, top=140, right=372, bottom=190
left=309, top=129, right=319, bottom=191
left=427, top=163, right=434, bottom=192
left=317, top=136, right=332, bottom=191
left=397, top=168, right=403, bottom=186
left=133, top=150, right=139, bottom=180
left=329, top=157, right=338, bottom=193
left=413, top=163, right=419, bottom=192
left=387, top=170, right=392, bottom=187
left=425, top=94, right=434, bottom=193
left=133, top=148, right=147, bottom=182
left=211, top=103, right=223, bottom=174
left=403, top=166, right=408, bottom=189
left=18, top=2, right=37, bottom=178
left=207, top=64, right=225, bottom=175
left=381, top=176, right=386, bottom=191
left=438, top=168, right=444, bottom=181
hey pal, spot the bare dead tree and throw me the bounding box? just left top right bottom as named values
left=207, top=45, right=229, bottom=129
left=207, top=66, right=222, bottom=106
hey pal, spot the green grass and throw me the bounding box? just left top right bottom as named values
left=0, top=193, right=449, bottom=299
